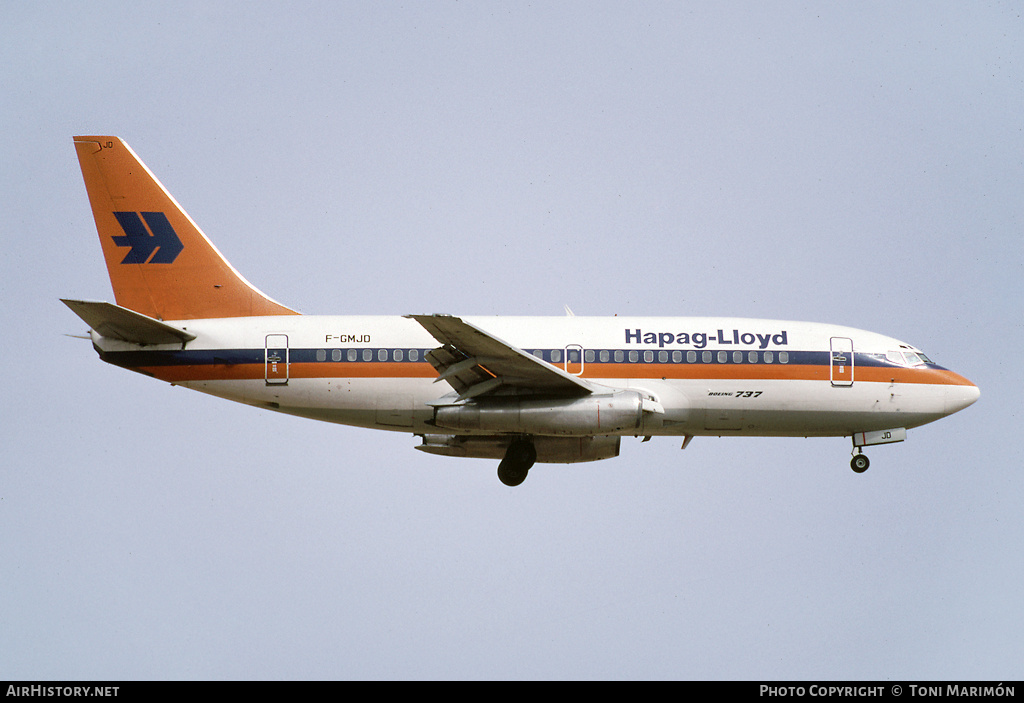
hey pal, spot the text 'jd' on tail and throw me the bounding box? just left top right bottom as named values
left=73, top=136, right=299, bottom=321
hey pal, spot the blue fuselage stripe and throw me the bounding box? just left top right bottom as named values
left=98, top=347, right=947, bottom=372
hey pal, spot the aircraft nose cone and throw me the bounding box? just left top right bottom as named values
left=945, top=381, right=980, bottom=415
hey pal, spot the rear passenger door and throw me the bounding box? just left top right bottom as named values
left=265, top=334, right=289, bottom=385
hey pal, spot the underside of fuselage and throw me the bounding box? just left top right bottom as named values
left=177, top=376, right=955, bottom=438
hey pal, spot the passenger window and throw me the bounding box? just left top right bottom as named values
left=409, top=349, right=420, bottom=362
left=378, top=349, right=388, bottom=362
left=394, top=349, right=404, bottom=362
left=733, top=351, right=743, bottom=363
left=764, top=351, right=773, bottom=363
left=687, top=351, right=697, bottom=363
left=718, top=351, right=728, bottom=363
left=779, top=351, right=789, bottom=364
left=599, top=350, right=610, bottom=362
left=332, top=349, right=342, bottom=362
left=659, top=350, right=668, bottom=363
left=702, top=351, right=712, bottom=363
left=629, top=350, right=639, bottom=363
left=614, top=350, right=624, bottom=362
left=672, top=351, right=682, bottom=363
left=748, top=351, right=758, bottom=363
left=362, top=349, right=372, bottom=362
left=584, top=350, right=595, bottom=363
left=316, top=349, right=327, bottom=362
left=348, top=349, right=358, bottom=362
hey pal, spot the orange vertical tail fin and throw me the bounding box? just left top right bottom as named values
left=73, top=136, right=299, bottom=320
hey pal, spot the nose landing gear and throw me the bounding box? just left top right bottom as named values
left=849, top=428, right=906, bottom=473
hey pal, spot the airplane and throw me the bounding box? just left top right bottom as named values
left=64, top=136, right=980, bottom=486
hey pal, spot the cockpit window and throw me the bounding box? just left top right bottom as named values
left=903, top=352, right=923, bottom=366
left=886, top=350, right=932, bottom=366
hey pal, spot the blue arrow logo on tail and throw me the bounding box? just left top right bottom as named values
left=111, top=212, right=184, bottom=264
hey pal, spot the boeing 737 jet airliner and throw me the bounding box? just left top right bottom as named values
left=64, top=136, right=979, bottom=485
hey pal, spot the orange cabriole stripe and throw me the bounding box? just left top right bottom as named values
left=135, top=361, right=976, bottom=387
left=293, top=362, right=438, bottom=379
left=581, top=364, right=976, bottom=386
left=868, top=367, right=977, bottom=386
left=579, top=362, right=828, bottom=382
left=140, top=361, right=440, bottom=383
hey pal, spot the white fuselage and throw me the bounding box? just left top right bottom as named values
left=92, top=314, right=979, bottom=440
left=67, top=135, right=981, bottom=480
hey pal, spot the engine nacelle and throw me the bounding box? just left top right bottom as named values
left=433, top=391, right=644, bottom=436
left=416, top=434, right=621, bottom=464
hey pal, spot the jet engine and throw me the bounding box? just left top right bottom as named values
left=432, top=391, right=646, bottom=436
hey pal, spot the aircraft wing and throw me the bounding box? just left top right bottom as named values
left=406, top=314, right=600, bottom=401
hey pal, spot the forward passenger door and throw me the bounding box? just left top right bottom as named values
left=830, top=337, right=854, bottom=387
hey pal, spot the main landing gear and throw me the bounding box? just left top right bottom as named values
left=498, top=438, right=537, bottom=487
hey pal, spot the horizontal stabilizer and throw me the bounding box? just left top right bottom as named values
left=61, top=299, right=196, bottom=345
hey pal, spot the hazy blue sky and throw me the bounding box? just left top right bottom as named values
left=2, top=1, right=1021, bottom=680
